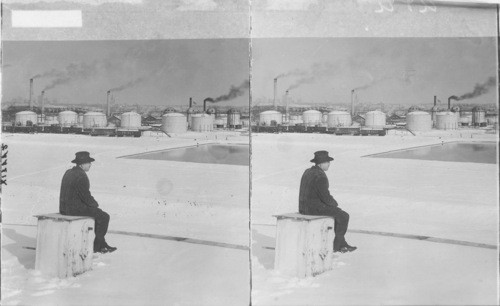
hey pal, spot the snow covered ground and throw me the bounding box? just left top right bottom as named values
left=1, top=128, right=498, bottom=305
left=251, top=130, right=498, bottom=305
left=1, top=132, right=250, bottom=305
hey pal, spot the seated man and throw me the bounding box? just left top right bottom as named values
left=60, top=151, right=117, bottom=254
left=299, top=150, right=356, bottom=253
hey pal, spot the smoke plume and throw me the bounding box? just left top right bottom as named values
left=206, top=80, right=249, bottom=103
left=455, top=77, right=496, bottom=101
left=353, top=75, right=392, bottom=91
left=275, top=68, right=308, bottom=80
left=282, top=62, right=338, bottom=91
left=109, top=76, right=146, bottom=92
left=35, top=43, right=172, bottom=92
left=42, top=61, right=99, bottom=91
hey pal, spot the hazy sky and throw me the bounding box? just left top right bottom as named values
left=2, top=37, right=497, bottom=109
left=1, top=39, right=250, bottom=108
left=252, top=37, right=497, bottom=107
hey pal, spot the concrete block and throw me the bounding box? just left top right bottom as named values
left=34, top=213, right=95, bottom=278
left=274, top=213, right=335, bottom=278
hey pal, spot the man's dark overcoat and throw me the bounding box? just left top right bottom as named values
left=299, top=165, right=339, bottom=214
left=60, top=166, right=99, bottom=214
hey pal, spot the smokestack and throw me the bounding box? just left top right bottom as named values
left=29, top=78, right=34, bottom=110
left=106, top=90, right=111, bottom=117
left=273, top=78, right=277, bottom=110
left=203, top=98, right=215, bottom=113
left=41, top=91, right=45, bottom=117
left=434, top=95, right=437, bottom=107
left=285, top=90, right=289, bottom=122
left=351, top=89, right=355, bottom=116
left=189, top=97, right=193, bottom=108
left=447, top=96, right=458, bottom=110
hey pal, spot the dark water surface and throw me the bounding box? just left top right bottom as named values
left=369, top=142, right=497, bottom=164
left=123, top=144, right=249, bottom=166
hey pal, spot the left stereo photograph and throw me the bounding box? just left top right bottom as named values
left=1, top=18, right=251, bottom=305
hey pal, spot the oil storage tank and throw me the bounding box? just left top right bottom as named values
left=15, top=111, right=38, bottom=126
left=365, top=111, right=386, bottom=128
left=83, top=112, right=107, bottom=128
left=191, top=114, right=214, bottom=132
left=406, top=111, right=432, bottom=132
left=58, top=111, right=78, bottom=127
left=120, top=111, right=141, bottom=129
left=259, top=110, right=282, bottom=126
left=227, top=109, right=241, bottom=128
left=302, top=110, right=322, bottom=127
left=435, top=111, right=458, bottom=130
left=162, top=113, right=187, bottom=133
left=327, top=111, right=352, bottom=127
left=472, top=106, right=486, bottom=126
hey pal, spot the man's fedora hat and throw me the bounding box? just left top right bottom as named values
left=310, top=150, right=334, bottom=164
left=71, top=151, right=95, bottom=164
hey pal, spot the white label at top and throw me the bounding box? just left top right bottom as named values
left=11, top=10, right=82, bottom=28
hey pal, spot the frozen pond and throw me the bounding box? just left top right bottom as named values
left=121, top=144, right=249, bottom=166
left=367, top=142, right=497, bottom=164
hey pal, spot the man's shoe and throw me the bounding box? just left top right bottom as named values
left=344, top=245, right=357, bottom=252
left=94, top=246, right=109, bottom=254
left=333, top=247, right=348, bottom=253
left=334, top=245, right=357, bottom=253
left=103, top=243, right=117, bottom=253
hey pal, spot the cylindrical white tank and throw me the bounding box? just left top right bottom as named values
left=120, top=111, right=141, bottom=129
left=435, top=111, right=458, bottom=130
left=259, top=110, right=282, bottom=126
left=302, top=110, right=322, bottom=127
left=83, top=112, right=107, bottom=128
left=472, top=106, right=486, bottom=126
left=191, top=114, right=214, bottom=132
left=365, top=111, right=386, bottom=128
left=15, top=111, right=38, bottom=126
left=327, top=111, right=352, bottom=127
left=162, top=113, right=187, bottom=134
left=58, top=111, right=78, bottom=127
left=227, top=109, right=241, bottom=127
left=406, top=111, right=432, bottom=132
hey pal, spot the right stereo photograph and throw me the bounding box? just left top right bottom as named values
left=249, top=2, right=499, bottom=305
